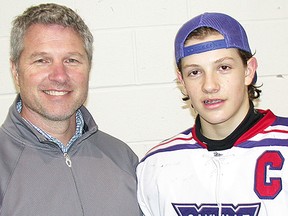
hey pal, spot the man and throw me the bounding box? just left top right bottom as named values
left=137, top=12, right=288, bottom=215
left=0, top=3, right=141, bottom=215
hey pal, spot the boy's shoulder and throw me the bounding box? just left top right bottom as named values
left=140, top=128, right=202, bottom=162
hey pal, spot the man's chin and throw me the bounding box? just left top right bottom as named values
left=42, top=111, right=75, bottom=122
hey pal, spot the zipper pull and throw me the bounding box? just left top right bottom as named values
left=64, top=153, right=72, bottom=167
left=214, top=152, right=222, bottom=157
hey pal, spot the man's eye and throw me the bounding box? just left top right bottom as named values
left=36, top=59, right=44, bottom=63
left=34, top=59, right=48, bottom=64
left=66, top=59, right=79, bottom=63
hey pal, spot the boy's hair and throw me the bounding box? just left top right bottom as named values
left=175, top=12, right=257, bottom=84
left=10, top=3, right=94, bottom=70
left=178, top=27, right=261, bottom=101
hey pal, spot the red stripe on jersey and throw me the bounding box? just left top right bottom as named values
left=146, top=128, right=193, bottom=155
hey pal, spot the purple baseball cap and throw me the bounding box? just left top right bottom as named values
left=175, top=12, right=257, bottom=83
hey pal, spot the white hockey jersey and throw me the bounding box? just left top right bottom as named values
left=137, top=109, right=288, bottom=216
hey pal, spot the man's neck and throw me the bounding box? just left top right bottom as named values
left=21, top=111, right=76, bottom=146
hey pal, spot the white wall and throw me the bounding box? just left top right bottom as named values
left=1, top=0, right=288, bottom=159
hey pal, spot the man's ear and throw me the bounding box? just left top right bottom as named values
left=245, top=57, right=258, bottom=85
left=10, top=60, right=19, bottom=87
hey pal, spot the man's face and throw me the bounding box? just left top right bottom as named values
left=12, top=24, right=90, bottom=124
left=178, top=33, right=256, bottom=137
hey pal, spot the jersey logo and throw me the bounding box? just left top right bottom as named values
left=255, top=150, right=284, bottom=199
left=172, top=203, right=261, bottom=216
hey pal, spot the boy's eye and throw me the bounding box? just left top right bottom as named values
left=220, top=65, right=231, bottom=70
left=188, top=70, right=201, bottom=77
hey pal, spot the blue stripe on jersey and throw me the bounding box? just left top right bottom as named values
left=238, top=139, right=288, bottom=148
left=140, top=143, right=203, bottom=162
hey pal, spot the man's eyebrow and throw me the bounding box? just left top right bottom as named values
left=29, top=51, right=86, bottom=58
left=30, top=52, right=48, bottom=58
left=66, top=52, right=86, bottom=58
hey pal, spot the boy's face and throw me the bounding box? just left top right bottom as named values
left=178, top=33, right=256, bottom=138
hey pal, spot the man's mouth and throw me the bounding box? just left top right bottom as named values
left=44, top=90, right=69, bottom=96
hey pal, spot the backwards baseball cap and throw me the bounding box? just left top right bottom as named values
left=175, top=12, right=257, bottom=83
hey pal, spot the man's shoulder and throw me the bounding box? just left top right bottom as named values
left=90, top=130, right=139, bottom=168
left=92, top=130, right=128, bottom=149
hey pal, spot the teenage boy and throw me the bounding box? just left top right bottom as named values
left=137, top=12, right=288, bottom=216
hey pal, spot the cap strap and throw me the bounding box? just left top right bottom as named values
left=183, top=39, right=227, bottom=57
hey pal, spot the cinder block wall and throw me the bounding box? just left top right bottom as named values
left=1, top=0, right=288, bottom=158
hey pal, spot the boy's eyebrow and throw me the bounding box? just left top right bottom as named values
left=214, top=57, right=235, bottom=64
left=182, top=63, right=199, bottom=69
left=181, top=55, right=237, bottom=70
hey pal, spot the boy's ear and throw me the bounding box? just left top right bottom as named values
left=245, top=57, right=258, bottom=85
left=176, top=69, right=190, bottom=101
left=177, top=70, right=184, bottom=85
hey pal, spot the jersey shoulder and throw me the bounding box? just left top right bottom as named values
left=238, top=109, right=288, bottom=147
left=140, top=128, right=202, bottom=162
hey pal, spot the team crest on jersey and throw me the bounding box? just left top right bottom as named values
left=172, top=203, right=261, bottom=216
